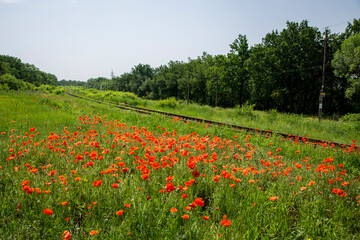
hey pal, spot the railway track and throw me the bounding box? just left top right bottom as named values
left=66, top=91, right=358, bottom=150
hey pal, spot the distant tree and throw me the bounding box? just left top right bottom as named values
left=58, top=80, right=86, bottom=86
left=246, top=20, right=324, bottom=114
left=0, top=55, right=58, bottom=86
left=87, top=77, right=111, bottom=90
left=226, top=34, right=250, bottom=106
left=111, top=73, right=131, bottom=92
left=344, top=18, right=360, bottom=39
left=128, top=64, right=154, bottom=97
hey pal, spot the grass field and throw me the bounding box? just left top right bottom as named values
left=0, top=91, right=359, bottom=239
left=69, top=87, right=360, bottom=145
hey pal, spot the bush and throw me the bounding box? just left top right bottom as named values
left=156, top=97, right=178, bottom=109
left=340, top=113, right=360, bottom=122
left=267, top=109, right=278, bottom=121
left=0, top=73, right=34, bottom=90
left=235, top=102, right=256, bottom=117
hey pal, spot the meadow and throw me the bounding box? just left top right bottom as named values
left=0, top=91, right=359, bottom=239
left=69, top=87, right=360, bottom=145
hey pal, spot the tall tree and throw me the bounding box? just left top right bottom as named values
left=332, top=33, right=360, bottom=111
left=226, top=34, right=250, bottom=106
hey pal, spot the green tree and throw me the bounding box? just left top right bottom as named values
left=332, top=33, right=360, bottom=111
left=128, top=64, right=154, bottom=97
left=246, top=21, right=323, bottom=114
left=226, top=34, right=250, bottom=106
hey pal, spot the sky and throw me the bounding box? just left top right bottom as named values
left=0, top=0, right=359, bottom=81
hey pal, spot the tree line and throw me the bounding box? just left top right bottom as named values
left=0, top=55, right=58, bottom=88
left=67, top=19, right=359, bottom=115
left=2, top=19, right=358, bottom=115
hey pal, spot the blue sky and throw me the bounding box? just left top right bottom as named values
left=0, top=0, right=359, bottom=81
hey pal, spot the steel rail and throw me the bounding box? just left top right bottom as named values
left=65, top=91, right=357, bottom=150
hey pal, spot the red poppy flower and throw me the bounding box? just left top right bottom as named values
left=44, top=208, right=53, bottom=215
left=269, top=196, right=278, bottom=201
left=62, top=230, right=72, bottom=240
left=93, top=180, right=102, bottom=187
left=89, top=230, right=99, bottom=235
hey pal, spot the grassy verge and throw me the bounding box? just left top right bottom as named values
left=0, top=91, right=359, bottom=239
left=68, top=87, right=359, bottom=145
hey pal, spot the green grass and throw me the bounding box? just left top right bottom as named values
left=0, top=91, right=359, bottom=239
left=69, top=87, right=359, bottom=145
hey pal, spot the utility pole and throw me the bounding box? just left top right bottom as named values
left=318, top=28, right=327, bottom=121
left=215, top=77, right=219, bottom=107
left=187, top=73, right=190, bottom=104
left=111, top=70, right=114, bottom=79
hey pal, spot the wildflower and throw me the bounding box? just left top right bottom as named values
left=194, top=197, right=204, bottom=207
left=75, top=177, right=81, bottom=181
left=111, top=183, right=118, bottom=188
left=170, top=208, right=178, bottom=213
left=124, top=203, right=130, bottom=208
left=44, top=208, right=53, bottom=215
left=166, top=175, right=174, bottom=182
left=182, top=214, right=189, bottom=219
left=308, top=181, right=315, bottom=186
left=269, top=196, right=278, bottom=201
left=62, top=230, right=72, bottom=240
left=165, top=182, right=176, bottom=193
left=341, top=181, right=349, bottom=186
left=48, top=170, right=57, bottom=176
left=93, top=180, right=102, bottom=187
left=60, top=201, right=68, bottom=206
left=202, top=216, right=209, bottom=220
left=89, top=230, right=99, bottom=236
left=221, top=215, right=231, bottom=227
left=116, top=210, right=124, bottom=216
left=141, top=174, right=149, bottom=180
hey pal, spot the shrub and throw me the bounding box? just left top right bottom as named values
left=340, top=113, right=360, bottom=122
left=0, top=73, right=34, bottom=90
left=156, top=97, right=178, bottom=109
left=235, top=102, right=256, bottom=117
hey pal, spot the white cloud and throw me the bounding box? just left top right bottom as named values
left=0, top=0, right=22, bottom=3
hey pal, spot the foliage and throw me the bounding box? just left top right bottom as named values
left=58, top=79, right=87, bottom=87
left=0, top=73, right=35, bottom=90
left=0, top=55, right=57, bottom=86
left=70, top=87, right=359, bottom=144
left=0, top=92, right=359, bottom=239
left=332, top=33, right=360, bottom=106
left=79, top=19, right=360, bottom=115
left=235, top=102, right=256, bottom=117
left=339, top=113, right=360, bottom=122
left=155, top=97, right=178, bottom=109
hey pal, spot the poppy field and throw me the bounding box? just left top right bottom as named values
left=0, top=92, right=360, bottom=239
